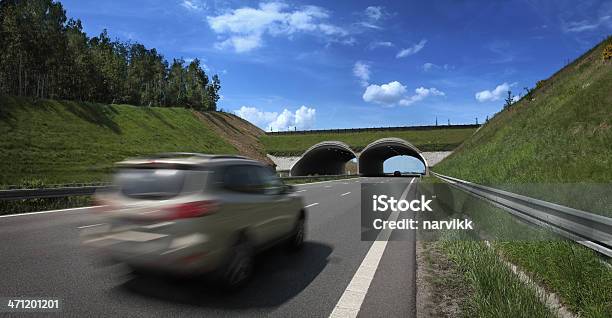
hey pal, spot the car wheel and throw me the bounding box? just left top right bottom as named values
left=221, top=237, right=253, bottom=290
left=287, top=217, right=305, bottom=251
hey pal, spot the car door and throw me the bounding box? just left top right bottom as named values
left=219, top=164, right=279, bottom=245
left=254, top=166, right=296, bottom=239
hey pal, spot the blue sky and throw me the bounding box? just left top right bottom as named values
left=62, top=0, right=612, bottom=131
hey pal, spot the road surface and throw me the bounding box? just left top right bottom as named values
left=0, top=177, right=418, bottom=317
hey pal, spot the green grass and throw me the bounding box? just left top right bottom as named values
left=261, top=127, right=477, bottom=156
left=434, top=37, right=612, bottom=215
left=441, top=239, right=555, bottom=318
left=0, top=96, right=237, bottom=185
left=497, top=241, right=612, bottom=317
left=419, top=176, right=612, bottom=318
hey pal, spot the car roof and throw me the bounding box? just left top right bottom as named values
left=116, top=152, right=264, bottom=168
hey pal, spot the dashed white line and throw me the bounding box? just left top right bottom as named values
left=340, top=192, right=351, bottom=196
left=305, top=203, right=319, bottom=208
left=324, top=185, right=332, bottom=188
left=296, top=189, right=307, bottom=193
left=329, top=178, right=415, bottom=318
left=77, top=223, right=105, bottom=229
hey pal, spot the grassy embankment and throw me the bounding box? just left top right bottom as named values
left=261, top=127, right=477, bottom=156
left=0, top=95, right=237, bottom=186
left=0, top=96, right=237, bottom=214
left=434, top=37, right=612, bottom=216
left=422, top=38, right=612, bottom=318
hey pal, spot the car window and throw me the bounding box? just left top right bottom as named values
left=255, top=166, right=284, bottom=195
left=115, top=168, right=185, bottom=200
left=223, top=165, right=263, bottom=193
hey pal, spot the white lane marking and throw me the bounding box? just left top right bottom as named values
left=77, top=223, right=105, bottom=229
left=0, top=205, right=103, bottom=219
left=324, top=185, right=332, bottom=188
left=294, top=178, right=360, bottom=187
left=305, top=203, right=319, bottom=208
left=329, top=178, right=415, bottom=318
left=143, top=221, right=174, bottom=229
left=341, top=192, right=351, bottom=196
left=296, top=189, right=307, bottom=193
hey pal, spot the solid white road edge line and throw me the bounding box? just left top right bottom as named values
left=305, top=203, right=319, bottom=208
left=0, top=205, right=103, bottom=219
left=329, top=177, right=415, bottom=318
left=340, top=192, right=351, bottom=196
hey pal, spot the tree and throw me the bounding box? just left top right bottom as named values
left=504, top=90, right=514, bottom=110
left=0, top=0, right=222, bottom=110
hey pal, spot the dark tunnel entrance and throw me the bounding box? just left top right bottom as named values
left=290, top=141, right=357, bottom=176
left=359, top=138, right=428, bottom=176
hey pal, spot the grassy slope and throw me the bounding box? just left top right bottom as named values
left=261, top=127, right=477, bottom=156
left=430, top=38, right=612, bottom=317
left=0, top=96, right=237, bottom=185
left=435, top=38, right=612, bottom=185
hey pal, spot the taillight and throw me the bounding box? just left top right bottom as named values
left=163, top=201, right=218, bottom=220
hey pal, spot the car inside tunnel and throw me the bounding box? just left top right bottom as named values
left=290, top=141, right=357, bottom=176
left=359, top=138, right=428, bottom=176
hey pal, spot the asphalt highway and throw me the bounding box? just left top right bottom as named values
left=0, top=177, right=419, bottom=318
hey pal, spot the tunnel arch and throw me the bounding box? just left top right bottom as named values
left=290, top=141, right=358, bottom=176
left=358, top=138, right=428, bottom=176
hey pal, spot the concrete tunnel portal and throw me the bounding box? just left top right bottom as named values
left=290, top=141, right=357, bottom=176
left=358, top=138, right=428, bottom=176
left=289, top=138, right=428, bottom=176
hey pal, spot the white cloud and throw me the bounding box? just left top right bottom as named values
left=234, top=106, right=279, bottom=128
left=294, top=106, right=316, bottom=129
left=353, top=61, right=370, bottom=87
left=475, top=82, right=514, bottom=102
left=363, top=81, right=407, bottom=105
left=362, top=81, right=444, bottom=106
left=364, top=6, right=384, bottom=21
left=234, top=106, right=316, bottom=131
left=399, top=87, right=445, bottom=106
left=422, top=62, right=436, bottom=71
left=512, top=95, right=520, bottom=103
left=396, top=39, right=427, bottom=58
left=181, top=0, right=205, bottom=12
left=357, top=6, right=388, bottom=29
left=422, top=63, right=453, bottom=71
left=369, top=41, right=394, bottom=49
left=207, top=2, right=349, bottom=52
left=563, top=15, right=611, bottom=33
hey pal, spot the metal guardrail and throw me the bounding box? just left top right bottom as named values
left=0, top=185, right=113, bottom=200
left=0, top=175, right=355, bottom=201
left=432, top=172, right=612, bottom=257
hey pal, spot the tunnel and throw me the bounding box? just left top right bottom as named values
left=290, top=141, right=357, bottom=176
left=359, top=138, right=428, bottom=176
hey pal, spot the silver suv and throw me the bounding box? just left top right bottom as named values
left=82, top=153, right=306, bottom=288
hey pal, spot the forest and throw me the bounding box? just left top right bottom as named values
left=0, top=0, right=221, bottom=111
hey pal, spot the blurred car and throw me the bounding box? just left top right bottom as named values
left=393, top=170, right=402, bottom=177
left=82, top=153, right=306, bottom=289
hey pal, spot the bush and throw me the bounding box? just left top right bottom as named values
left=603, top=43, right=612, bottom=60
